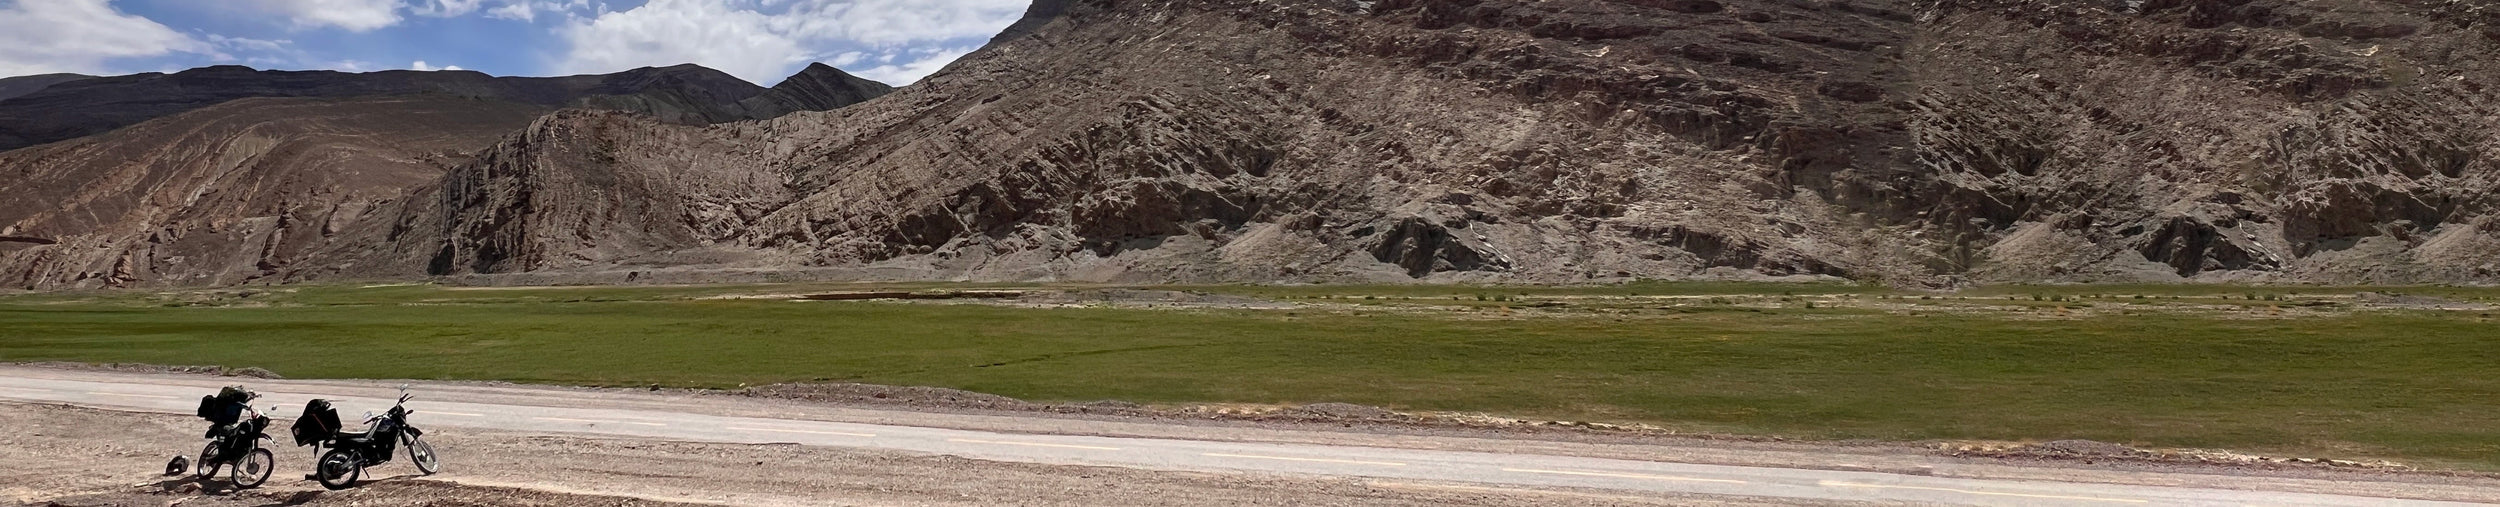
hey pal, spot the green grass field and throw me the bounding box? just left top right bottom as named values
left=4, top=282, right=2498, bottom=469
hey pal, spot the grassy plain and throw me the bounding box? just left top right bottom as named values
left=3, top=281, right=2497, bottom=469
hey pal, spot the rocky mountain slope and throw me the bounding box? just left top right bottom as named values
left=0, top=97, right=550, bottom=287
left=12, top=0, right=2500, bottom=289
left=0, top=73, right=92, bottom=102
left=0, top=65, right=891, bottom=289
left=0, top=64, right=889, bottom=151
left=296, top=0, right=2490, bottom=288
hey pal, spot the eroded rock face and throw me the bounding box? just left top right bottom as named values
left=0, top=97, right=552, bottom=289
left=302, top=0, right=1939, bottom=285
left=16, top=0, right=2500, bottom=288
left=1369, top=215, right=1512, bottom=278
left=301, top=110, right=793, bottom=280
left=282, top=0, right=2499, bottom=286
left=1921, top=0, right=2500, bottom=284
left=0, top=64, right=891, bottom=290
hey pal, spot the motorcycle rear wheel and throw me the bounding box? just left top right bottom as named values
left=193, top=442, right=220, bottom=479
left=231, top=448, right=273, bottom=489
left=316, top=449, right=361, bottom=490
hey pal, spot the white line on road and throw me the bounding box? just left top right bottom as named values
left=724, top=426, right=875, bottom=437
left=534, top=417, right=613, bottom=424
left=427, top=411, right=484, bottom=417
left=1503, top=468, right=1748, bottom=484
left=1820, top=481, right=2149, bottom=504
left=1204, top=453, right=1405, bottom=466
left=948, top=438, right=1121, bottom=451
left=87, top=392, right=177, bottom=399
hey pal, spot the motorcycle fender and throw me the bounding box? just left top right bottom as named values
left=405, top=426, right=422, bottom=437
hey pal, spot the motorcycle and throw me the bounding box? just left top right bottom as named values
left=176, top=386, right=276, bottom=488
left=291, top=386, right=439, bottom=490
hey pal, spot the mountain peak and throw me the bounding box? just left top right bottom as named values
left=782, top=62, right=882, bottom=88
left=731, top=62, right=894, bottom=119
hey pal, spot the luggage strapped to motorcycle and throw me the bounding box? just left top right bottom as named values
left=197, top=385, right=252, bottom=425
left=291, top=399, right=342, bottom=447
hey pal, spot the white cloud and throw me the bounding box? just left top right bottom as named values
left=486, top=0, right=593, bottom=22
left=413, top=0, right=485, bottom=17
left=826, top=51, right=865, bottom=68
left=409, top=60, right=464, bottom=71
left=249, top=0, right=404, bottom=31
left=556, top=0, right=807, bottom=84
left=769, top=0, right=1027, bottom=46
left=851, top=46, right=970, bottom=85
left=554, top=0, right=1020, bottom=85
left=198, top=34, right=293, bottom=64
left=0, top=0, right=206, bottom=76
left=486, top=2, right=535, bottom=21
left=207, top=35, right=290, bottom=53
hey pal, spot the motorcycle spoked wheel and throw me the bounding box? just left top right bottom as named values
left=406, top=436, right=440, bottom=475
left=316, top=448, right=362, bottom=490
left=230, top=448, right=274, bottom=489
left=193, top=442, right=221, bottom=479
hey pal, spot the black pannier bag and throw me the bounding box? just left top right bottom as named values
left=291, top=399, right=342, bottom=446
left=196, top=395, right=222, bottom=422
left=197, top=386, right=250, bottom=425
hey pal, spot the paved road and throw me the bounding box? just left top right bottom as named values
left=0, top=372, right=2479, bottom=506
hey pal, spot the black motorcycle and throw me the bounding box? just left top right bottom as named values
left=176, top=386, right=276, bottom=488
left=291, top=387, right=439, bottom=490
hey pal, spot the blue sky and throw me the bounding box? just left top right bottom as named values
left=0, top=0, right=1029, bottom=86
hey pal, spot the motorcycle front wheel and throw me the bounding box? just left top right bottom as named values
left=193, top=442, right=220, bottom=479
left=316, top=448, right=362, bottom=490
left=405, top=436, right=440, bottom=475
left=231, top=448, right=273, bottom=489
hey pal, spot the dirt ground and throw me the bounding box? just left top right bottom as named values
left=0, top=402, right=1808, bottom=507
left=13, top=362, right=2500, bottom=505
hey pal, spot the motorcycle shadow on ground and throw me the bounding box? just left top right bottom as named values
left=142, top=476, right=320, bottom=504
left=138, top=473, right=430, bottom=505
left=146, top=476, right=257, bottom=496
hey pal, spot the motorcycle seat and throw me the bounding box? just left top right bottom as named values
left=334, top=426, right=383, bottom=444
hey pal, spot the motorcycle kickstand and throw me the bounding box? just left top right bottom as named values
left=303, top=442, right=322, bottom=481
